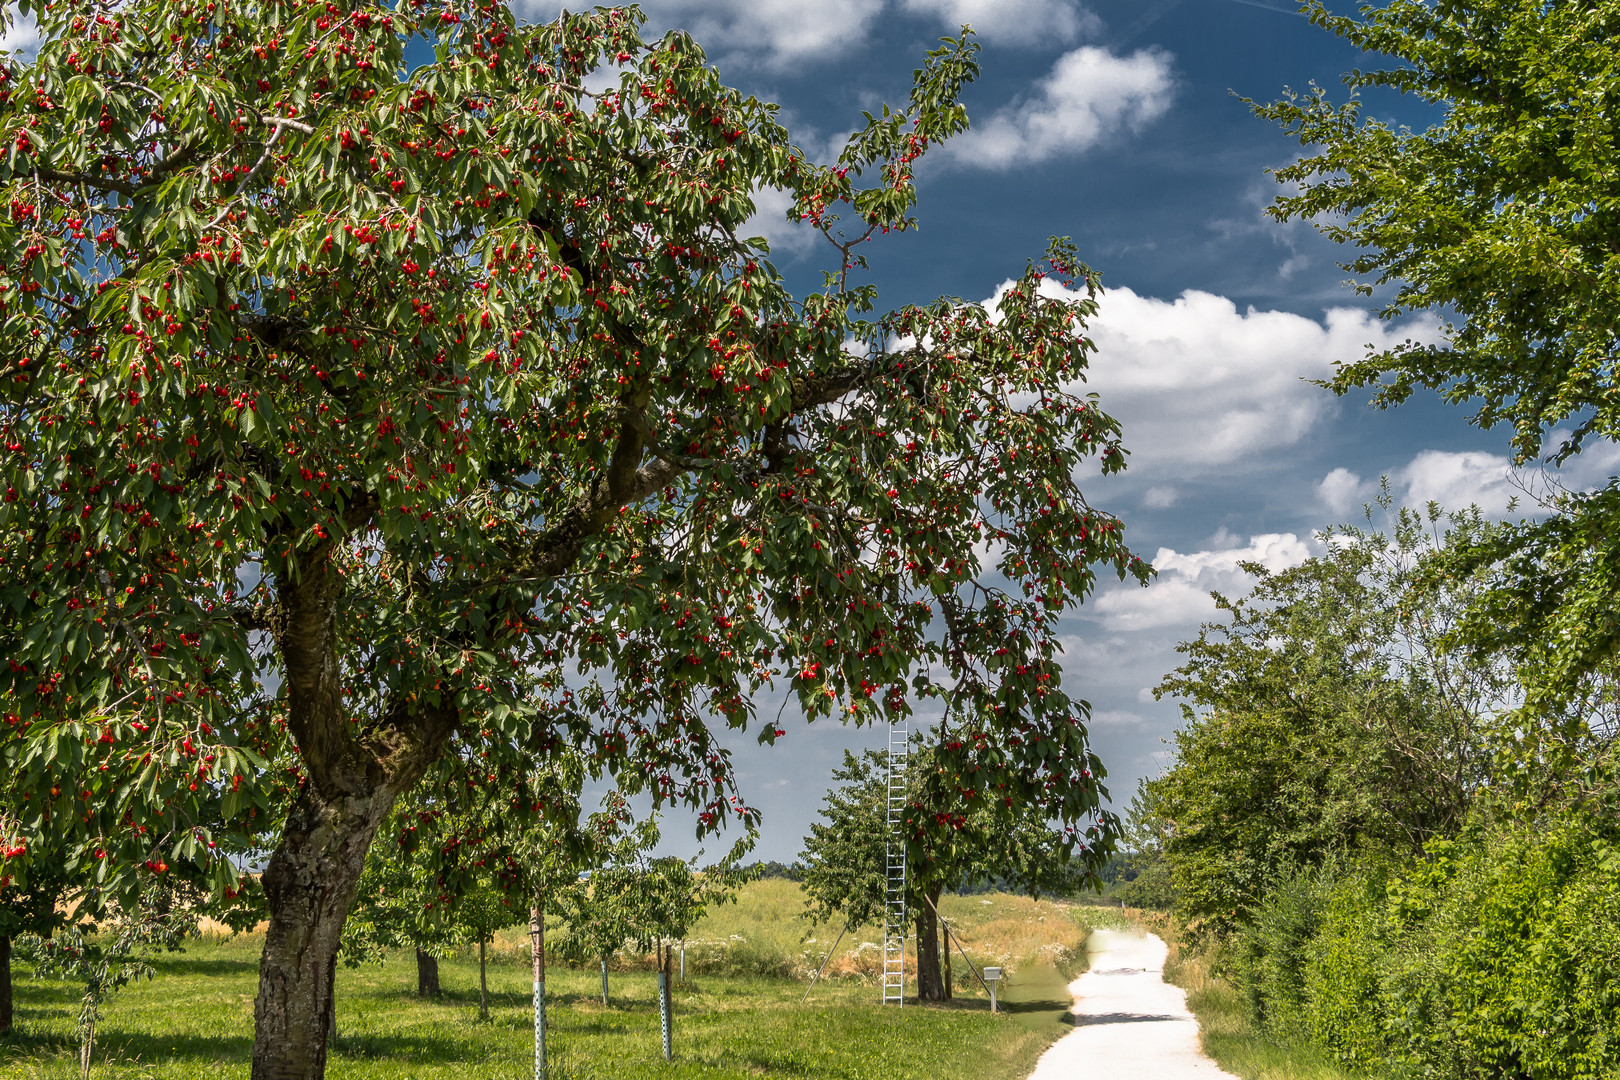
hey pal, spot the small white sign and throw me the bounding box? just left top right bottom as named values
left=983, top=967, right=1002, bottom=982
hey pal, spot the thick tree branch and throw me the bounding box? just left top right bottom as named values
left=29, top=164, right=136, bottom=197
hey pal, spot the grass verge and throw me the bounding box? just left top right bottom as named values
left=1137, top=913, right=1367, bottom=1080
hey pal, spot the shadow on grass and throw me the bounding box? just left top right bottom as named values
left=732, top=1051, right=824, bottom=1078
left=2, top=1028, right=254, bottom=1066
left=330, top=1033, right=485, bottom=1062
left=8, top=980, right=82, bottom=1007
left=147, top=955, right=259, bottom=978
left=101, top=1030, right=255, bottom=1062
left=997, top=962, right=1077, bottom=1034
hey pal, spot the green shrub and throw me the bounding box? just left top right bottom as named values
left=1245, top=813, right=1620, bottom=1080
left=1379, top=818, right=1620, bottom=1080
left=1302, top=869, right=1388, bottom=1070
left=1238, top=867, right=1330, bottom=1036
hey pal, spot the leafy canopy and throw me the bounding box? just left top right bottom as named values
left=800, top=739, right=1095, bottom=933
left=1252, top=0, right=1620, bottom=717
left=0, top=0, right=1143, bottom=916
left=1145, top=507, right=1510, bottom=933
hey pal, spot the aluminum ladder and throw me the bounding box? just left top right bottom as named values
left=882, top=720, right=909, bottom=1006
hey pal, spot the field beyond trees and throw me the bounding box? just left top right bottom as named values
left=1, top=883, right=1120, bottom=1080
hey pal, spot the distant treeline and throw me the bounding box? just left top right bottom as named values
left=739, top=861, right=806, bottom=882
left=738, top=861, right=1109, bottom=901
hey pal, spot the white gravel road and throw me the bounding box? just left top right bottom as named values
left=1025, top=928, right=1240, bottom=1080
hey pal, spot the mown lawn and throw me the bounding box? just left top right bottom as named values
left=1, top=908, right=1087, bottom=1080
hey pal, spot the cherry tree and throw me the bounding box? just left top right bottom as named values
left=0, top=2, right=1146, bottom=1076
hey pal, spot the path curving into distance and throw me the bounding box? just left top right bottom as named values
left=1025, top=928, right=1240, bottom=1080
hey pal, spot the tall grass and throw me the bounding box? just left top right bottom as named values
left=474, top=881, right=1127, bottom=987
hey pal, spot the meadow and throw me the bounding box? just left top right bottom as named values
left=1, top=884, right=1125, bottom=1080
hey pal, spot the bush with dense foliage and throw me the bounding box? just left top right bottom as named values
left=1146, top=505, right=1620, bottom=1076
left=1141, top=506, right=1508, bottom=935
left=1253, top=811, right=1619, bottom=1080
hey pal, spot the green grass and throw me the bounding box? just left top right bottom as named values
left=1, top=887, right=1098, bottom=1080
left=1154, top=927, right=1370, bottom=1080
left=1182, top=981, right=1366, bottom=1080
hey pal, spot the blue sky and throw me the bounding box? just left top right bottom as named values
left=539, top=0, right=1618, bottom=864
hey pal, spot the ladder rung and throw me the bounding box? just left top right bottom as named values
left=883, top=721, right=909, bottom=1006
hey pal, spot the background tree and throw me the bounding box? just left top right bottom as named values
left=399, top=748, right=647, bottom=1077
left=1251, top=0, right=1620, bottom=730
left=0, top=827, right=73, bottom=1036
left=801, top=739, right=1093, bottom=1001
left=0, top=5, right=1144, bottom=1076
left=1140, top=506, right=1620, bottom=1067
left=453, top=878, right=521, bottom=1021
left=1143, top=505, right=1510, bottom=934
left=338, top=803, right=462, bottom=1000
left=22, top=882, right=197, bottom=1080
left=637, top=853, right=749, bottom=970
left=1099, top=782, right=1176, bottom=911
left=558, top=861, right=644, bottom=1008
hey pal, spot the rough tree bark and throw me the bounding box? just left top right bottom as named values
left=416, top=950, right=441, bottom=999
left=249, top=558, right=456, bottom=1080
left=1, top=934, right=11, bottom=1035
left=916, top=886, right=945, bottom=1002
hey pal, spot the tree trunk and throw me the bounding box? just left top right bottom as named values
left=0, top=934, right=11, bottom=1035
left=250, top=783, right=398, bottom=1080
left=247, top=517, right=458, bottom=1080
left=942, top=919, right=953, bottom=1001
left=478, top=937, right=488, bottom=1020
left=916, top=886, right=945, bottom=1002
left=416, top=949, right=440, bottom=999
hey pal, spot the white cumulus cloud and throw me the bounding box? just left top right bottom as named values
left=579, top=0, right=888, bottom=68
left=950, top=45, right=1174, bottom=168
left=742, top=187, right=820, bottom=260
left=1319, top=434, right=1620, bottom=520
left=1089, top=708, right=1151, bottom=729
left=1, top=8, right=38, bottom=57
left=1318, top=466, right=1374, bottom=517
left=1092, top=532, right=1317, bottom=631
left=621, top=0, right=1102, bottom=67
left=901, top=0, right=1099, bottom=45
left=1000, top=281, right=1444, bottom=475
left=1395, top=450, right=1523, bottom=517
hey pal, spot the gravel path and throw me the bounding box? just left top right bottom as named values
left=1025, top=928, right=1241, bottom=1080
